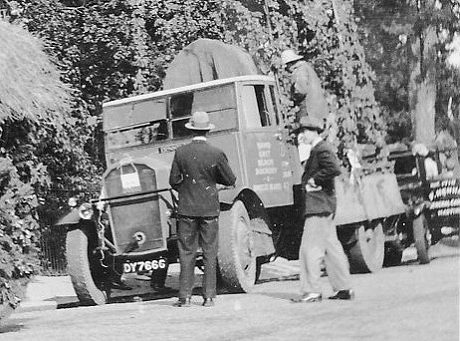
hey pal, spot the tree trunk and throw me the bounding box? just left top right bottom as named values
left=413, top=76, right=436, bottom=143
left=409, top=23, right=437, bottom=144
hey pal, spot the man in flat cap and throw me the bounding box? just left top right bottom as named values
left=169, top=111, right=236, bottom=307
left=291, top=116, right=354, bottom=303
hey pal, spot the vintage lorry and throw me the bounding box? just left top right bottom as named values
left=56, top=75, right=409, bottom=305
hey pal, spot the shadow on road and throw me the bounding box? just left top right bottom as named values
left=254, top=291, right=296, bottom=301
left=0, top=317, right=32, bottom=334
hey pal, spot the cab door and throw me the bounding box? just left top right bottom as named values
left=238, top=82, right=294, bottom=207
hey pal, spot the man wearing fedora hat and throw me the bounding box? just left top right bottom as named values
left=281, top=49, right=329, bottom=123
left=169, top=111, right=236, bottom=307
left=291, top=116, right=354, bottom=303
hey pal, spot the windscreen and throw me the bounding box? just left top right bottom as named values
left=106, top=120, right=168, bottom=150
left=170, top=84, right=237, bottom=138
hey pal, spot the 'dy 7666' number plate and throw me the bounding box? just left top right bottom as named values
left=123, top=258, right=167, bottom=273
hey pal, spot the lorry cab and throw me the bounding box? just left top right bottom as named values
left=102, top=75, right=298, bottom=210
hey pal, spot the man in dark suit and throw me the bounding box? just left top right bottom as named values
left=291, top=116, right=354, bottom=303
left=169, top=111, right=236, bottom=307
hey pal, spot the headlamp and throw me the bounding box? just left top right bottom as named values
left=68, top=197, right=77, bottom=208
left=78, top=203, right=94, bottom=220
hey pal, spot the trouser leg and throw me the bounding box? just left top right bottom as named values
left=199, top=217, right=219, bottom=299
left=299, top=216, right=326, bottom=294
left=324, top=215, right=352, bottom=291
left=177, top=217, right=199, bottom=299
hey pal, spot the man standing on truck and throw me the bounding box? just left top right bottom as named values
left=169, top=111, right=236, bottom=307
left=291, top=116, right=354, bottom=303
left=281, top=49, right=329, bottom=123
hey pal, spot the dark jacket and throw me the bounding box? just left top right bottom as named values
left=291, top=61, right=329, bottom=122
left=302, top=140, right=341, bottom=216
left=169, top=139, right=236, bottom=217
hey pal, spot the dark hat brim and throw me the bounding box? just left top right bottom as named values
left=291, top=124, right=323, bottom=134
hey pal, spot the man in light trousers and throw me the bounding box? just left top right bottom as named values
left=291, top=116, right=354, bottom=303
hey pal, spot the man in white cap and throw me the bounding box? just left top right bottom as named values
left=169, top=111, right=236, bottom=307
left=281, top=49, right=329, bottom=123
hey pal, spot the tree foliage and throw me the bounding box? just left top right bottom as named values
left=0, top=20, right=77, bottom=316
left=354, top=0, right=460, bottom=143
left=216, top=0, right=386, bottom=154
left=12, top=0, right=384, bottom=153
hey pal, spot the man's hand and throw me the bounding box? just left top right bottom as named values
left=306, top=178, right=322, bottom=192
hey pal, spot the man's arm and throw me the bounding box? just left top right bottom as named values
left=292, top=68, right=309, bottom=101
left=311, top=148, right=341, bottom=185
left=216, top=152, right=237, bottom=186
left=169, top=152, right=183, bottom=190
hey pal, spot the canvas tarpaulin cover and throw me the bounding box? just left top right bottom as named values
left=163, top=39, right=261, bottom=90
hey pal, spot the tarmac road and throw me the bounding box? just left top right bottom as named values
left=1, top=248, right=458, bottom=341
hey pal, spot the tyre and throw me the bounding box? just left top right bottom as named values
left=348, top=222, right=385, bottom=273
left=413, top=214, right=431, bottom=264
left=217, top=201, right=257, bottom=292
left=66, top=228, right=108, bottom=305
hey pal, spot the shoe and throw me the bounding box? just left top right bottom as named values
left=173, top=297, right=191, bottom=307
left=202, top=298, right=215, bottom=307
left=328, top=289, right=354, bottom=300
left=110, top=280, right=132, bottom=290
left=290, top=293, right=322, bottom=303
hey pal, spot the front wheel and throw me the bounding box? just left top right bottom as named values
left=66, top=228, right=108, bottom=305
left=413, top=214, right=431, bottom=264
left=218, top=201, right=257, bottom=293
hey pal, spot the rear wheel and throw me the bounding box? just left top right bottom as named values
left=66, top=228, right=108, bottom=305
left=218, top=201, right=257, bottom=292
left=413, top=214, right=431, bottom=264
left=348, top=222, right=385, bottom=273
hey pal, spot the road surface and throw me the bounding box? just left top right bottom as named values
left=1, top=253, right=458, bottom=341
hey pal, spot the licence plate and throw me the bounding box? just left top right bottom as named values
left=123, top=258, right=167, bottom=273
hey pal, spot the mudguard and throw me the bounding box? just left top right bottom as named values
left=250, top=218, right=275, bottom=257
left=236, top=189, right=276, bottom=258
